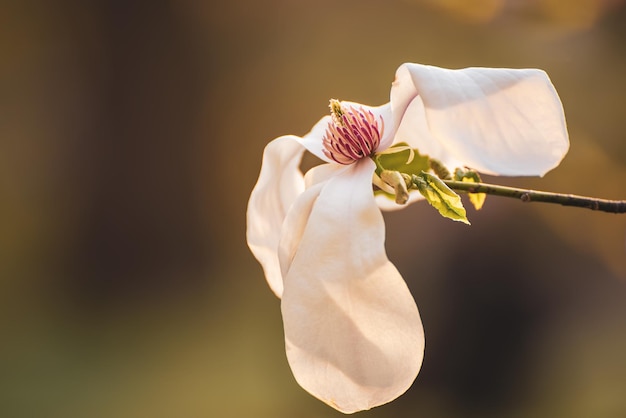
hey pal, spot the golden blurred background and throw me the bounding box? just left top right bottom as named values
left=1, top=1, right=626, bottom=417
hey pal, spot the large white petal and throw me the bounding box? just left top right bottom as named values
left=278, top=163, right=345, bottom=280
left=246, top=135, right=305, bottom=298
left=303, top=162, right=341, bottom=189
left=281, top=158, right=424, bottom=413
left=392, top=63, right=569, bottom=176
left=393, top=94, right=465, bottom=170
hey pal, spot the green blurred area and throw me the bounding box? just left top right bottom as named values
left=1, top=0, right=626, bottom=417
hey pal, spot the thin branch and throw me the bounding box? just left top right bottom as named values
left=443, top=180, right=626, bottom=214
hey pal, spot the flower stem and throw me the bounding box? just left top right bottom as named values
left=442, top=180, right=626, bottom=214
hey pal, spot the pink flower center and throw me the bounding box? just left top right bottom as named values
left=322, top=100, right=384, bottom=165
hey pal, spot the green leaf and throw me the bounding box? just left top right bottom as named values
left=413, top=172, right=470, bottom=224
left=374, top=143, right=430, bottom=176
left=464, top=179, right=486, bottom=210
left=429, top=158, right=452, bottom=180
left=454, top=167, right=486, bottom=211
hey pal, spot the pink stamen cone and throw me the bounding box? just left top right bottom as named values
left=322, top=100, right=384, bottom=165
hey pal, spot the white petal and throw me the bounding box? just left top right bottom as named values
left=246, top=135, right=305, bottom=298
left=279, top=163, right=345, bottom=280
left=393, top=94, right=465, bottom=170
left=297, top=115, right=334, bottom=163
left=392, top=63, right=569, bottom=176
left=303, top=162, right=341, bottom=189
left=281, top=158, right=424, bottom=413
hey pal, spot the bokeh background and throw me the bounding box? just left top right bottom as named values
left=2, top=0, right=626, bottom=417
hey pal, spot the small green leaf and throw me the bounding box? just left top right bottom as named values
left=429, top=158, right=452, bottom=180
left=413, top=172, right=470, bottom=224
left=374, top=143, right=430, bottom=176
left=464, top=179, right=486, bottom=210
left=454, top=167, right=486, bottom=211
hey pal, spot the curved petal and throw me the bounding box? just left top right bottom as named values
left=393, top=94, right=465, bottom=170
left=392, top=63, right=569, bottom=176
left=390, top=66, right=422, bottom=139
left=246, top=135, right=305, bottom=298
left=303, top=161, right=341, bottom=189
left=281, top=158, right=424, bottom=413
left=297, top=115, right=334, bottom=163
left=279, top=163, right=346, bottom=279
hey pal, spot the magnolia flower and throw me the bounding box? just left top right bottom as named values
left=246, top=63, right=568, bottom=413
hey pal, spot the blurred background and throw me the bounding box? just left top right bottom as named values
left=1, top=0, right=626, bottom=417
